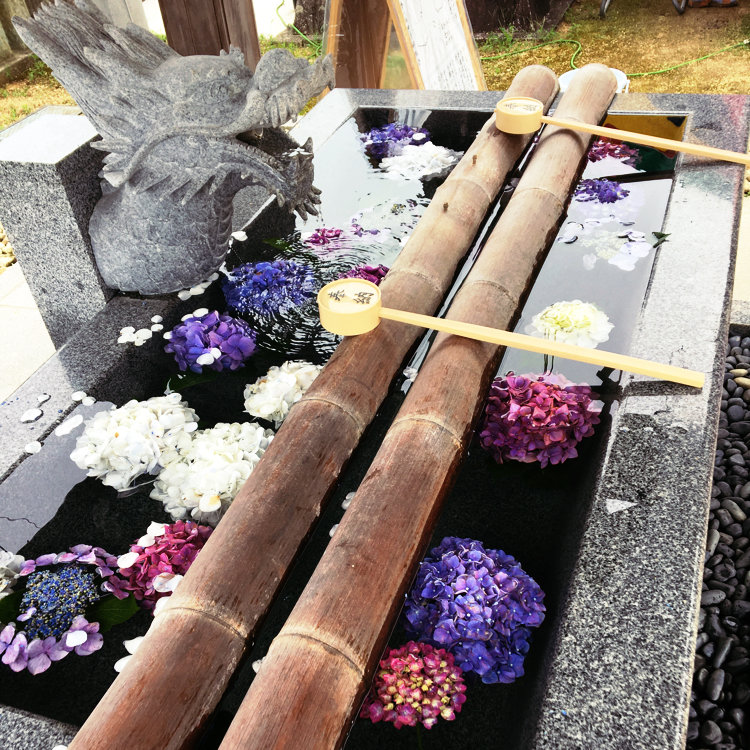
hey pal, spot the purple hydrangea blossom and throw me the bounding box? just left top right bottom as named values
left=337, top=264, right=389, bottom=286
left=403, top=537, right=546, bottom=685
left=164, top=311, right=257, bottom=374
left=574, top=178, right=630, bottom=204
left=349, top=222, right=380, bottom=238
left=305, top=227, right=342, bottom=246
left=359, top=641, right=466, bottom=729
left=479, top=373, right=601, bottom=467
left=1, top=545, right=117, bottom=675
left=362, top=123, right=431, bottom=160
left=222, top=260, right=316, bottom=316
left=587, top=137, right=638, bottom=166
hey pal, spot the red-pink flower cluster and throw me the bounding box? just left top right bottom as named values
left=359, top=641, right=467, bottom=729
left=105, top=521, right=212, bottom=612
left=479, top=373, right=600, bottom=467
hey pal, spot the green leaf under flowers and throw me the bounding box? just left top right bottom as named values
left=0, top=590, right=23, bottom=625
left=87, top=594, right=139, bottom=633
left=164, top=368, right=220, bottom=393
left=652, top=231, right=670, bottom=248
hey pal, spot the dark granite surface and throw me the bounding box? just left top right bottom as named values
left=0, top=88, right=746, bottom=748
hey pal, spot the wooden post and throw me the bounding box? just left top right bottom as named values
left=159, top=0, right=260, bottom=69
left=219, top=64, right=617, bottom=750
left=66, top=66, right=558, bottom=750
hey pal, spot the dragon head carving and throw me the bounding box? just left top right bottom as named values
left=14, top=0, right=334, bottom=294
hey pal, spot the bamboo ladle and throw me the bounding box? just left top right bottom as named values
left=317, top=278, right=704, bottom=388
left=494, top=96, right=750, bottom=166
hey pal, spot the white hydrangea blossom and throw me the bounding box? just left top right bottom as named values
left=0, top=551, right=24, bottom=599
left=380, top=142, right=463, bottom=181
left=70, top=394, right=199, bottom=490
left=151, top=422, right=274, bottom=525
left=244, top=360, right=323, bottom=428
left=527, top=300, right=613, bottom=349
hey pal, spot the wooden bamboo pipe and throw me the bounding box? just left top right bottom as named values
left=67, top=66, right=560, bottom=750
left=495, top=96, right=750, bottom=166
left=317, top=278, right=704, bottom=388
left=220, top=63, right=622, bottom=750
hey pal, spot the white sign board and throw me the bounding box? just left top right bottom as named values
left=387, top=0, right=485, bottom=90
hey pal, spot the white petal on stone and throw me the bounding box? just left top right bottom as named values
left=181, top=313, right=194, bottom=321
left=117, top=335, right=132, bottom=344
left=82, top=396, right=96, bottom=406
left=251, top=658, right=265, bottom=673
left=198, top=494, right=222, bottom=513
left=177, top=290, right=192, bottom=301
left=329, top=524, right=339, bottom=537
left=153, top=573, right=183, bottom=593
left=37, top=393, right=51, bottom=404
left=71, top=391, right=86, bottom=401
left=342, top=491, right=355, bottom=510
left=123, top=636, right=145, bottom=655
left=54, top=414, right=84, bottom=436
left=113, top=655, right=131, bottom=673
left=605, top=497, right=636, bottom=514
left=135, top=329, right=152, bottom=340
left=151, top=324, right=164, bottom=332
left=163, top=331, right=173, bottom=340
left=20, top=408, right=42, bottom=423
left=192, top=308, right=209, bottom=318
left=195, top=353, right=215, bottom=366
left=188, top=285, right=205, bottom=296
left=209, top=273, right=219, bottom=282
left=133, top=339, right=144, bottom=347
left=231, top=230, right=248, bottom=241
left=147, top=521, right=167, bottom=537
left=120, top=326, right=135, bottom=335
left=66, top=630, right=88, bottom=648
left=117, top=551, right=140, bottom=569
left=151, top=315, right=163, bottom=323
left=51, top=745, right=69, bottom=750
left=24, top=441, right=42, bottom=454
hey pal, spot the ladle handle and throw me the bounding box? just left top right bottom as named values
left=541, top=115, right=750, bottom=166
left=378, top=307, right=704, bottom=388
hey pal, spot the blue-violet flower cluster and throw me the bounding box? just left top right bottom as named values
left=165, top=310, right=256, bottom=373
left=479, top=373, right=600, bottom=467
left=1, top=545, right=117, bottom=674
left=574, top=178, right=630, bottom=204
left=403, top=537, right=546, bottom=684
left=222, top=260, right=316, bottom=316
left=337, top=264, right=389, bottom=286
left=362, top=123, right=431, bottom=160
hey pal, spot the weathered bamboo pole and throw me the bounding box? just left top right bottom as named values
left=220, top=63, right=618, bottom=750
left=68, top=66, right=558, bottom=750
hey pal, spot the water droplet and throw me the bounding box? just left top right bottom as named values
left=37, top=393, right=51, bottom=404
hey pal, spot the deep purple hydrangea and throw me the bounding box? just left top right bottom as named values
left=479, top=373, right=600, bottom=467
left=574, top=178, right=630, bottom=204
left=222, top=260, right=316, bottom=316
left=403, top=537, right=545, bottom=684
left=587, top=137, right=638, bottom=166
left=164, top=310, right=256, bottom=374
left=362, top=123, right=431, bottom=160
left=337, top=264, right=389, bottom=286
left=350, top=222, right=380, bottom=238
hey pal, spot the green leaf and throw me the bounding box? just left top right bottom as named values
left=0, top=591, right=23, bottom=625
left=164, top=368, right=220, bottom=393
left=652, top=231, right=670, bottom=248
left=87, top=594, right=140, bottom=633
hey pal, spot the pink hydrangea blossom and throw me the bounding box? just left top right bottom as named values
left=105, top=521, right=212, bottom=612
left=359, top=641, right=467, bottom=729
left=479, top=373, right=601, bottom=467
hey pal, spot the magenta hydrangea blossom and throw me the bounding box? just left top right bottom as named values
left=574, top=178, right=630, bottom=204
left=1, top=545, right=117, bottom=675
left=587, top=137, right=638, bottom=166
left=403, top=537, right=546, bottom=685
left=305, top=227, right=342, bottom=246
left=359, top=641, right=466, bottom=729
left=105, top=521, right=212, bottom=612
left=479, top=373, right=601, bottom=467
left=164, top=310, right=257, bottom=374
left=337, top=264, right=389, bottom=286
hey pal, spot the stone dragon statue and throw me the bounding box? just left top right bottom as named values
left=14, top=0, right=334, bottom=294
